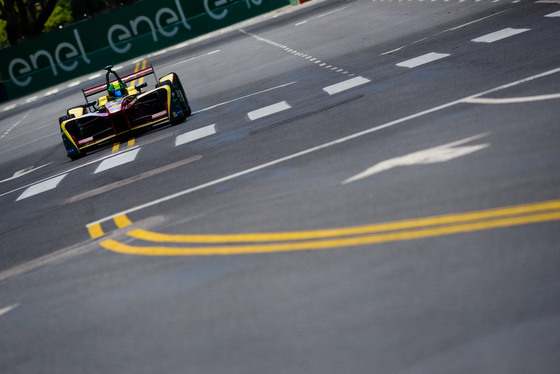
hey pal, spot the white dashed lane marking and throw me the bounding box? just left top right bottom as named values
left=1, top=104, right=16, bottom=112
left=94, top=148, right=140, bottom=174
left=0, top=111, right=31, bottom=141
left=3, top=7, right=556, bottom=115
left=175, top=124, right=217, bottom=146
left=240, top=29, right=352, bottom=76
left=163, top=49, right=220, bottom=70
left=471, top=28, right=530, bottom=43
left=247, top=101, right=292, bottom=121
left=16, top=174, right=67, bottom=201
left=67, top=80, right=81, bottom=87
left=8, top=60, right=557, bottom=202
left=294, top=6, right=349, bottom=27
left=0, top=303, right=19, bottom=317
left=396, top=52, right=450, bottom=68
left=323, top=76, right=371, bottom=95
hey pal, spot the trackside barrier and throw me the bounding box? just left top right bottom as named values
left=0, top=0, right=292, bottom=103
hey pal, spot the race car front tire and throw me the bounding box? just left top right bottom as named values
left=173, top=76, right=192, bottom=117
left=67, top=151, right=84, bottom=161
left=156, top=75, right=191, bottom=123
left=59, top=114, right=83, bottom=160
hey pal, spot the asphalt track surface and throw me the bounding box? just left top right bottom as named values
left=1, top=0, right=560, bottom=372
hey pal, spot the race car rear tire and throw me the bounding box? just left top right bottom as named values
left=59, top=114, right=75, bottom=125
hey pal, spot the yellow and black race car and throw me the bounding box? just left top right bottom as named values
left=59, top=65, right=191, bottom=160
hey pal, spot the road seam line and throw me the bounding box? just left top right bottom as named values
left=73, top=155, right=202, bottom=205
left=193, top=81, right=296, bottom=114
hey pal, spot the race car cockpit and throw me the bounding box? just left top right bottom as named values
left=105, top=65, right=129, bottom=100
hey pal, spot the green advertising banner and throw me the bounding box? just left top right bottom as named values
left=0, top=0, right=292, bottom=102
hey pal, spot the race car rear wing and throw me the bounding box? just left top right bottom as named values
left=82, top=65, right=156, bottom=100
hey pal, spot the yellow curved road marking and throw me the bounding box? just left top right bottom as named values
left=99, top=212, right=560, bottom=256
left=127, top=200, right=560, bottom=243
left=94, top=200, right=560, bottom=256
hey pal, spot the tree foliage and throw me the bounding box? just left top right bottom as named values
left=0, top=19, right=7, bottom=48
left=0, top=0, right=59, bottom=45
left=44, top=0, right=73, bottom=32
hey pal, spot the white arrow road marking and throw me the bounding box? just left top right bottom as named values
left=16, top=174, right=67, bottom=201
left=0, top=163, right=52, bottom=183
left=87, top=66, right=560, bottom=227
left=0, top=303, right=19, bottom=317
left=343, top=133, right=490, bottom=184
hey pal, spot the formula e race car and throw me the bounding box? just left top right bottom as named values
left=59, top=65, right=191, bottom=160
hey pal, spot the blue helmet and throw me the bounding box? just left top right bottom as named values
left=108, top=81, right=127, bottom=99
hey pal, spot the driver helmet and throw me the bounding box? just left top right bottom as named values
left=108, top=82, right=127, bottom=99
